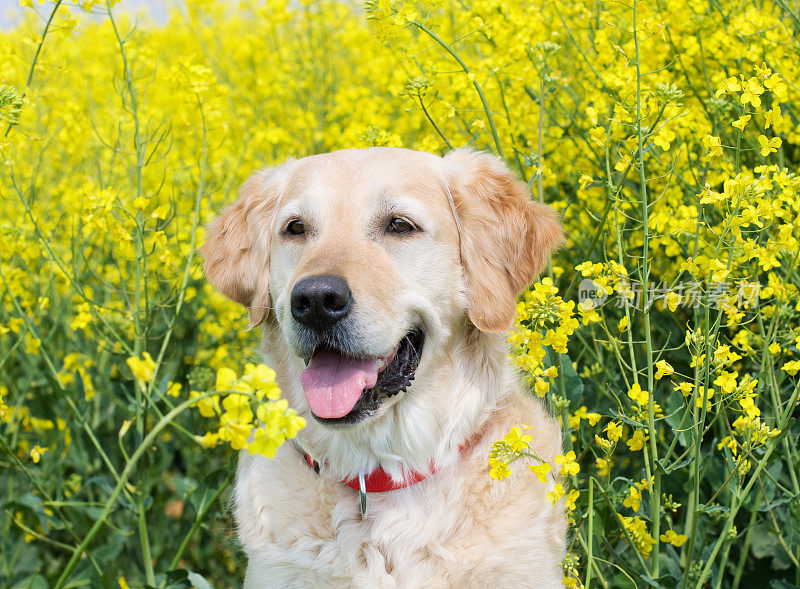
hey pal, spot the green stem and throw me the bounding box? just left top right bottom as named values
left=0, top=436, right=102, bottom=575
left=145, top=96, right=207, bottom=398
left=53, top=391, right=218, bottom=588
left=694, top=379, right=800, bottom=588
left=138, top=496, right=155, bottom=585
left=586, top=479, right=594, bottom=588
left=536, top=60, right=546, bottom=204
left=730, top=493, right=760, bottom=589
left=4, top=1, right=63, bottom=137
left=416, top=91, right=454, bottom=151
left=631, top=2, right=660, bottom=575
left=411, top=21, right=505, bottom=159
left=169, top=470, right=234, bottom=570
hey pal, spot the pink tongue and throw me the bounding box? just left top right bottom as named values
left=300, top=349, right=379, bottom=418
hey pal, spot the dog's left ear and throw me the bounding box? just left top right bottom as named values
left=445, top=148, right=564, bottom=333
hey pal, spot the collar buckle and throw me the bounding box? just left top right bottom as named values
left=358, top=473, right=367, bottom=519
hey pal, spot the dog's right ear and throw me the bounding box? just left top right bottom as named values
left=201, top=168, right=281, bottom=329
left=445, top=148, right=564, bottom=333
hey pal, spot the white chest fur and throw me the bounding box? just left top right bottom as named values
left=234, top=398, right=566, bottom=589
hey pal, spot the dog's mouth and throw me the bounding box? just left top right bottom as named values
left=300, top=329, right=425, bottom=425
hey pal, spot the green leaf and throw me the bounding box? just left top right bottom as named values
left=557, top=352, right=584, bottom=404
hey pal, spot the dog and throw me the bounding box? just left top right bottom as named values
left=202, top=147, right=567, bottom=587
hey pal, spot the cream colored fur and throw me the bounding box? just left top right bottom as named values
left=202, top=147, right=567, bottom=588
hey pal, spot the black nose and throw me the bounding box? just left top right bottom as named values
left=290, top=275, right=353, bottom=328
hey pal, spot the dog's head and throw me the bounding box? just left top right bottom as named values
left=202, top=147, right=562, bottom=473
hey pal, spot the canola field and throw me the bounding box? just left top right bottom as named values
left=1, top=0, right=799, bottom=586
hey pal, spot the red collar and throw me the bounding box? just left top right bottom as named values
left=303, top=444, right=465, bottom=493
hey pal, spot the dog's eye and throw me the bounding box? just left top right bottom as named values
left=387, top=217, right=415, bottom=234
left=285, top=219, right=306, bottom=236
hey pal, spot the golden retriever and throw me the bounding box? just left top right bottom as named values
left=202, top=147, right=566, bottom=587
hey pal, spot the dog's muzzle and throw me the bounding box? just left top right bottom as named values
left=300, top=328, right=425, bottom=425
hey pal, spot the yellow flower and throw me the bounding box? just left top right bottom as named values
left=660, top=529, right=688, bottom=547
left=757, top=135, right=781, bottom=156
left=627, top=383, right=648, bottom=406
left=623, top=485, right=642, bottom=511
left=30, top=444, right=47, bottom=463
left=701, top=135, right=722, bottom=158
left=718, top=76, right=741, bottom=95
left=764, top=106, right=783, bottom=130
left=755, top=62, right=772, bottom=78
left=740, top=77, right=764, bottom=107
left=715, top=345, right=743, bottom=365
left=70, top=303, right=92, bottom=331
left=192, top=392, right=220, bottom=418
left=504, top=426, right=533, bottom=452
left=280, top=410, right=306, bottom=439
left=489, top=457, right=512, bottom=480
left=589, top=126, right=605, bottom=146
left=570, top=407, right=586, bottom=429
left=696, top=386, right=715, bottom=408
left=534, top=379, right=550, bottom=397
left=565, top=489, right=580, bottom=511
left=541, top=366, right=558, bottom=380
left=605, top=421, right=623, bottom=442
left=578, top=303, right=601, bottom=325
left=543, top=329, right=568, bottom=353
left=126, top=352, right=157, bottom=383
left=528, top=462, right=552, bottom=483
left=717, top=435, right=738, bottom=456
left=243, top=363, right=281, bottom=400
left=764, top=73, right=786, bottom=97
left=217, top=417, right=253, bottom=451
left=782, top=360, right=800, bottom=376
left=194, top=431, right=219, bottom=449
left=666, top=292, right=681, bottom=312
left=653, top=128, right=675, bottom=151
left=713, top=371, right=738, bottom=395
left=595, top=435, right=613, bottom=453
left=575, top=261, right=598, bottom=277
left=731, top=115, right=751, bottom=131
left=618, top=316, right=629, bottom=332
left=247, top=426, right=284, bottom=458
left=24, top=334, right=41, bottom=355
left=622, top=516, right=656, bottom=557
left=221, top=393, right=254, bottom=423
left=627, top=429, right=649, bottom=451
left=555, top=451, right=580, bottom=476
left=547, top=482, right=565, bottom=505
left=674, top=382, right=693, bottom=397
left=655, top=360, right=674, bottom=380
left=215, top=367, right=238, bottom=390
left=738, top=458, right=752, bottom=476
